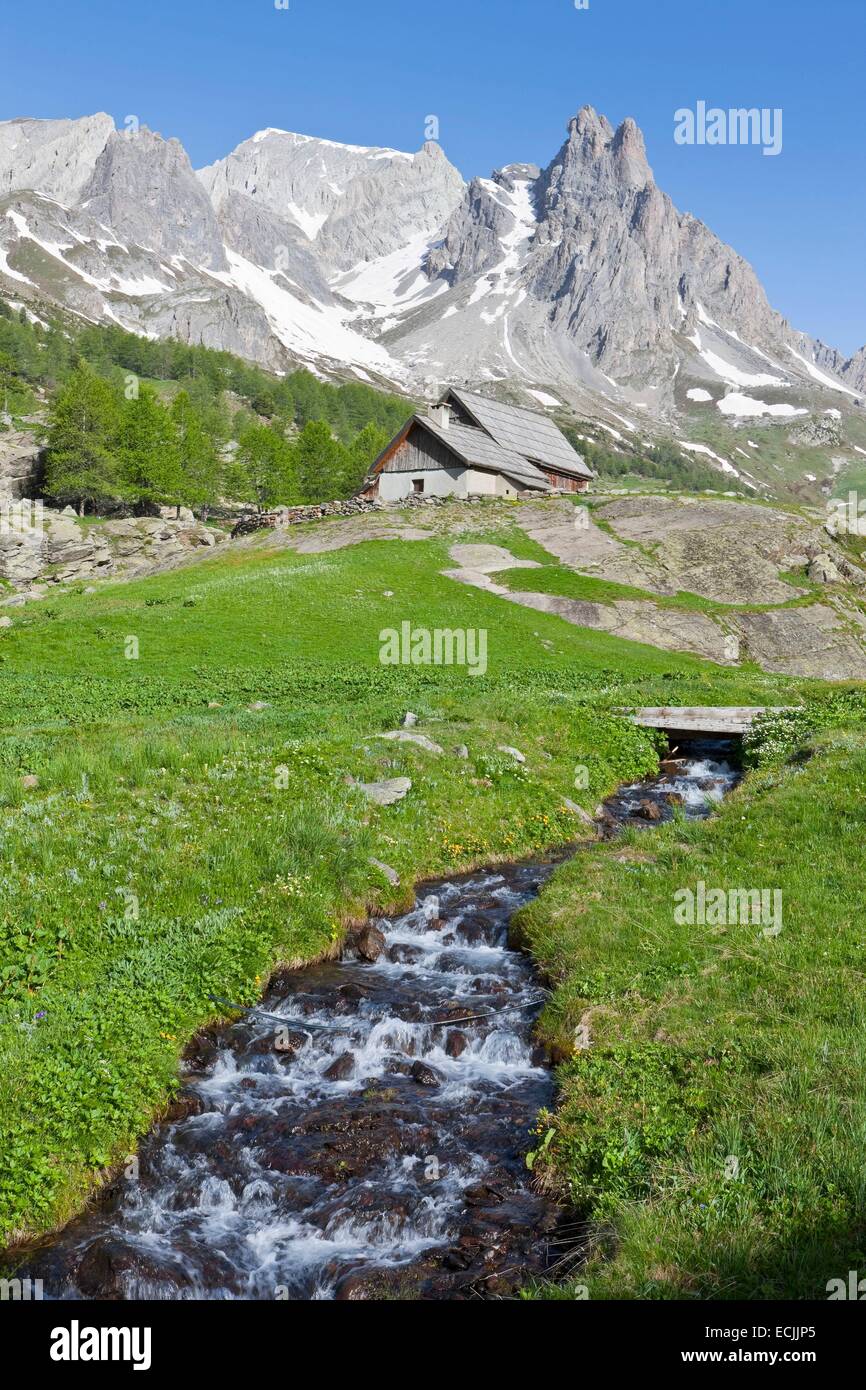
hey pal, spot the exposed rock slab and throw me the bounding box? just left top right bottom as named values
left=357, top=777, right=412, bottom=806
left=376, top=731, right=443, bottom=755
left=493, top=586, right=731, bottom=662
left=593, top=496, right=816, bottom=605
left=0, top=511, right=225, bottom=587
left=0, top=430, right=42, bottom=500
left=515, top=500, right=670, bottom=593
left=728, top=606, right=866, bottom=679
left=447, top=543, right=541, bottom=574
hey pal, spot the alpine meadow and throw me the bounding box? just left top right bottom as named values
left=1, top=0, right=865, bottom=1356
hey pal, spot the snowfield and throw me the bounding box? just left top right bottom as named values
left=717, top=393, right=807, bottom=418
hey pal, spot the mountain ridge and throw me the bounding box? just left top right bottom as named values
left=1, top=107, right=863, bottom=470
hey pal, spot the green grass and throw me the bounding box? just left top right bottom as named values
left=489, top=563, right=821, bottom=614
left=1, top=531, right=794, bottom=1247
left=0, top=525, right=860, bottom=1263
left=517, top=729, right=866, bottom=1299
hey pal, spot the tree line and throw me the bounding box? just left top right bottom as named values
left=43, top=360, right=391, bottom=516
left=0, top=300, right=412, bottom=516
left=564, top=426, right=733, bottom=494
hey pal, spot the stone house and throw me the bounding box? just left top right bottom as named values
left=361, top=388, right=593, bottom=501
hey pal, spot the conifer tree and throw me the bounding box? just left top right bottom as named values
left=44, top=359, right=122, bottom=515
left=294, top=419, right=351, bottom=503
left=117, top=384, right=183, bottom=510
left=171, top=390, right=222, bottom=517
left=234, top=422, right=300, bottom=510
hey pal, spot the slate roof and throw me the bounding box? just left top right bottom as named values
left=445, top=389, right=593, bottom=480
left=417, top=414, right=551, bottom=491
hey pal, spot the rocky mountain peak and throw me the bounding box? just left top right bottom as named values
left=567, top=105, right=615, bottom=147
left=0, top=112, right=115, bottom=205
left=1, top=105, right=863, bottom=429
left=81, top=127, right=227, bottom=270
left=198, top=129, right=464, bottom=269
left=610, top=116, right=653, bottom=189
left=547, top=108, right=653, bottom=202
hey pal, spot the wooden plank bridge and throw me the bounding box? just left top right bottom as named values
left=624, top=707, right=794, bottom=736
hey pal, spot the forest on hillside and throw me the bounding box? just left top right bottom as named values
left=0, top=301, right=413, bottom=514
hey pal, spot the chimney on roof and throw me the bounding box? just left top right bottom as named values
left=428, top=403, right=450, bottom=430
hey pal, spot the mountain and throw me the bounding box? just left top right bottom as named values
left=199, top=128, right=464, bottom=271
left=1, top=107, right=864, bottom=488
left=0, top=114, right=114, bottom=204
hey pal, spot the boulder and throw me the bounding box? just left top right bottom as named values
left=376, top=730, right=443, bottom=754
left=410, top=1061, right=443, bottom=1087
left=808, top=553, right=842, bottom=584
left=369, top=857, right=400, bottom=886
left=388, top=942, right=423, bottom=965
left=562, top=797, right=594, bottom=824
left=358, top=777, right=411, bottom=806
left=0, top=430, right=42, bottom=500
left=323, top=1051, right=355, bottom=1081
left=0, top=526, right=44, bottom=583
left=273, top=1029, right=308, bottom=1057
left=498, top=745, right=526, bottom=763
left=354, top=924, right=386, bottom=963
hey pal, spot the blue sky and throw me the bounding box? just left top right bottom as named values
left=2, top=0, right=864, bottom=354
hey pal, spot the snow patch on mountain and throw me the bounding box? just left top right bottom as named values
left=677, top=440, right=756, bottom=488
left=717, top=393, right=808, bottom=418
left=211, top=249, right=404, bottom=378
left=332, top=233, right=445, bottom=314
left=786, top=345, right=860, bottom=399
left=688, top=330, right=787, bottom=389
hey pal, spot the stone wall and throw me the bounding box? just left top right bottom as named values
left=230, top=489, right=545, bottom=537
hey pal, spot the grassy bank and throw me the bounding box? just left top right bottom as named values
left=0, top=532, right=751, bottom=1247
left=0, top=526, right=856, bottom=1252
left=518, top=728, right=866, bottom=1299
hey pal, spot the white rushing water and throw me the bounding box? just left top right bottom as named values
left=22, top=743, right=740, bottom=1300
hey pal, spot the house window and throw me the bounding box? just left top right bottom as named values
left=412, top=478, right=424, bottom=494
